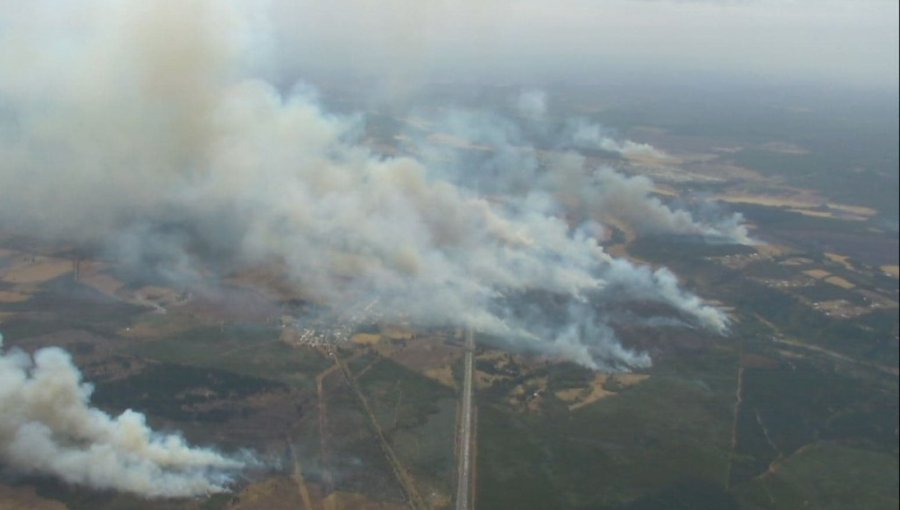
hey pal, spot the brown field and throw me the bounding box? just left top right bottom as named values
left=780, top=257, right=814, bottom=267
left=812, top=300, right=870, bottom=319
left=77, top=262, right=124, bottom=295
left=556, top=373, right=650, bottom=411
left=556, top=374, right=615, bottom=410
left=803, top=269, right=831, bottom=280
left=320, top=491, right=408, bottom=510
left=715, top=193, right=875, bottom=222
left=824, top=276, right=855, bottom=289
left=652, top=185, right=679, bottom=197
left=623, top=152, right=675, bottom=167
left=352, top=333, right=382, bottom=346
left=880, top=265, right=899, bottom=278
left=0, top=290, right=30, bottom=303
left=0, top=484, right=68, bottom=510
left=1, top=257, right=72, bottom=284
left=228, top=477, right=305, bottom=510
left=754, top=243, right=793, bottom=258
left=788, top=208, right=857, bottom=220
left=378, top=334, right=460, bottom=377
left=380, top=325, right=414, bottom=341
left=474, top=351, right=517, bottom=389
left=825, top=253, right=855, bottom=271
left=424, top=365, right=457, bottom=389
left=827, top=203, right=877, bottom=217
left=509, top=376, right=549, bottom=413
left=715, top=192, right=822, bottom=209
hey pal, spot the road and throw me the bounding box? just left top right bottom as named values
left=455, top=327, right=476, bottom=510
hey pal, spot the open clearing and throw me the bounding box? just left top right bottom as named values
left=715, top=194, right=876, bottom=221
left=0, top=257, right=72, bottom=284
left=0, top=484, right=68, bottom=510
left=77, top=262, right=125, bottom=295
left=0, top=290, right=30, bottom=303
left=824, top=276, right=855, bottom=289
left=824, top=252, right=855, bottom=271
left=880, top=265, right=899, bottom=278
left=555, top=373, right=650, bottom=411
left=802, top=269, right=830, bottom=279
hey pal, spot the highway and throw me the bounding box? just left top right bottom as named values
left=455, top=327, right=476, bottom=510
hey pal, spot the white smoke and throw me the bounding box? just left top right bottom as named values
left=567, top=118, right=667, bottom=160
left=550, top=153, right=753, bottom=243
left=0, top=332, right=245, bottom=497
left=411, top=107, right=752, bottom=243
left=0, top=1, right=735, bottom=370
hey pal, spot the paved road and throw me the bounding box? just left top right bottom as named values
left=455, top=327, right=475, bottom=510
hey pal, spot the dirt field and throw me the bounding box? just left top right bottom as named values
left=802, top=269, right=831, bottom=280
left=556, top=374, right=616, bottom=410
left=352, top=333, right=382, bottom=346
left=372, top=331, right=461, bottom=385
left=715, top=193, right=875, bottom=222
left=824, top=275, right=855, bottom=289
left=228, top=477, right=305, bottom=510
left=474, top=351, right=517, bottom=389
left=424, top=365, right=457, bottom=389
left=881, top=265, right=900, bottom=278
left=0, top=290, right=30, bottom=303
left=77, top=262, right=124, bottom=295
left=0, top=484, right=68, bottom=510
left=788, top=208, right=855, bottom=220
left=715, top=193, right=823, bottom=209
left=0, top=257, right=72, bottom=284
left=825, top=253, right=855, bottom=271
left=555, top=373, right=650, bottom=412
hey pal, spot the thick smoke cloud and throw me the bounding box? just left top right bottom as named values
left=0, top=0, right=738, bottom=370
left=0, top=332, right=245, bottom=497
left=412, top=98, right=751, bottom=243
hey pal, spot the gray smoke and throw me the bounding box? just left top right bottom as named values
left=515, top=89, right=549, bottom=121
left=0, top=332, right=245, bottom=497
left=1, top=2, right=736, bottom=368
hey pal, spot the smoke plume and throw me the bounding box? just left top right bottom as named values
left=0, top=332, right=245, bottom=497
left=566, top=118, right=666, bottom=160
left=0, top=1, right=740, bottom=369
left=411, top=103, right=752, bottom=243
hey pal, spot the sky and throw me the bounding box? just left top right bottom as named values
left=261, top=0, right=900, bottom=93
left=2, top=1, right=896, bottom=93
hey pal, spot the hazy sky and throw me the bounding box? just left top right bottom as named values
left=261, top=0, right=899, bottom=92
left=1, top=0, right=895, bottom=93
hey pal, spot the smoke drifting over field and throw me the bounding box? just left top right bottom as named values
left=0, top=0, right=743, bottom=369
left=0, top=332, right=245, bottom=497
left=0, top=0, right=755, bottom=493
